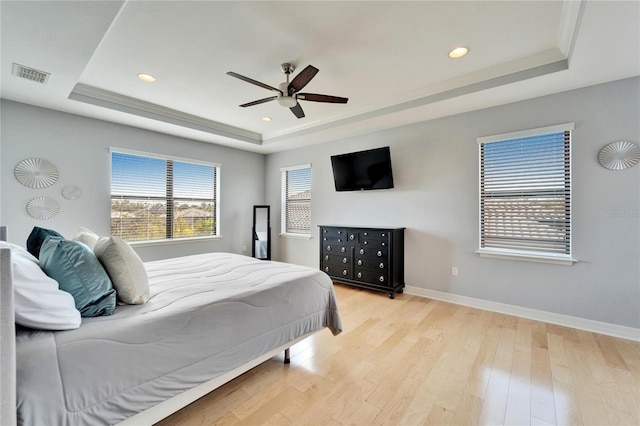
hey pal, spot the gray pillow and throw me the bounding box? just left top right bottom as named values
left=39, top=236, right=116, bottom=317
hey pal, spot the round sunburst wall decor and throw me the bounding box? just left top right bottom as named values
left=26, top=196, right=60, bottom=220
left=598, top=141, right=640, bottom=171
left=14, top=158, right=59, bottom=188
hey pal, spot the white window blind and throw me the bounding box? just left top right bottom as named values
left=478, top=124, right=572, bottom=259
left=111, top=150, right=219, bottom=242
left=281, top=165, right=311, bottom=235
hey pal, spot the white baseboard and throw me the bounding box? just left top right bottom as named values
left=404, top=286, right=640, bottom=342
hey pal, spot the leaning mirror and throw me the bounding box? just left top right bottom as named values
left=252, top=205, right=270, bottom=260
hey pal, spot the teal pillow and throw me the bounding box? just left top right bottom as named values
left=26, top=226, right=63, bottom=259
left=39, top=236, right=116, bottom=317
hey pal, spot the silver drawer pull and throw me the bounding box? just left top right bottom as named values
left=381, top=242, right=386, bottom=246
left=377, top=250, right=383, bottom=257
left=363, top=241, right=368, bottom=245
left=379, top=262, right=385, bottom=269
left=342, top=269, right=348, bottom=276
left=360, top=249, right=365, bottom=255
left=379, top=276, right=385, bottom=282
left=381, top=233, right=386, bottom=237
left=349, top=234, right=355, bottom=240
left=324, top=255, right=329, bottom=260
left=324, top=267, right=330, bottom=272
left=357, top=259, right=362, bottom=266
left=343, top=257, right=348, bottom=264
left=326, top=245, right=331, bottom=251
left=357, top=272, right=362, bottom=279
left=341, top=247, right=346, bottom=253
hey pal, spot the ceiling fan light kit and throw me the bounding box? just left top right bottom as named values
left=227, top=62, right=348, bottom=119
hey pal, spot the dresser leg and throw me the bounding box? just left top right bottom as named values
left=284, top=348, right=291, bottom=364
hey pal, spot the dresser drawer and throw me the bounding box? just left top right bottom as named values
left=321, top=235, right=347, bottom=245
left=354, top=269, right=390, bottom=286
left=322, top=243, right=350, bottom=254
left=320, top=228, right=347, bottom=239
left=355, top=258, right=388, bottom=271
left=355, top=246, right=387, bottom=259
left=322, top=264, right=352, bottom=278
left=361, top=229, right=390, bottom=240
left=359, top=239, right=388, bottom=250
left=322, top=253, right=351, bottom=266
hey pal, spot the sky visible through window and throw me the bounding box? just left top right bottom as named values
left=111, top=152, right=215, bottom=198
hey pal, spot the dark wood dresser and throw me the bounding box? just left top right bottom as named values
left=319, top=225, right=405, bottom=298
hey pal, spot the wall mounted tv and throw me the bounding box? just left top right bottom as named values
left=331, top=146, right=394, bottom=191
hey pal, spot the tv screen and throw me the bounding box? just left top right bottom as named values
left=331, top=147, right=394, bottom=191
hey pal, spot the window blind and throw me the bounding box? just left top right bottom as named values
left=111, top=151, right=219, bottom=242
left=479, top=129, right=571, bottom=256
left=281, top=165, right=311, bottom=234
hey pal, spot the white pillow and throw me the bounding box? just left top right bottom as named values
left=72, top=227, right=100, bottom=250
left=0, top=241, right=81, bottom=330
left=93, top=236, right=150, bottom=304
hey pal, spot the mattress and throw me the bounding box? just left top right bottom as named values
left=16, top=253, right=342, bottom=425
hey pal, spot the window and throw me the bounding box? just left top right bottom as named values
left=281, top=164, right=311, bottom=236
left=110, top=149, right=219, bottom=242
left=477, top=123, right=575, bottom=264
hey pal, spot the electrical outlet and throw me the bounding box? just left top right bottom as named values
left=451, top=267, right=458, bottom=276
left=242, top=245, right=247, bottom=252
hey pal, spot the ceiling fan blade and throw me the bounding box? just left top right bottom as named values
left=227, top=71, right=282, bottom=94
left=240, top=96, right=277, bottom=108
left=298, top=93, right=348, bottom=104
left=288, top=65, right=319, bottom=95
left=290, top=103, right=305, bottom=119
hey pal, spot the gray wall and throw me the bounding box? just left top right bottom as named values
left=2, top=78, right=638, bottom=329
left=0, top=100, right=265, bottom=261
left=265, top=77, right=640, bottom=329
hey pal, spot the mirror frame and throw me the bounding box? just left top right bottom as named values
left=252, top=205, right=271, bottom=260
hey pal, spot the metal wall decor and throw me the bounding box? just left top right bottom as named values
left=598, top=141, right=640, bottom=170
left=26, top=196, right=60, bottom=220
left=14, top=158, right=59, bottom=188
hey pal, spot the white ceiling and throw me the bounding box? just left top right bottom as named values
left=1, top=1, right=638, bottom=154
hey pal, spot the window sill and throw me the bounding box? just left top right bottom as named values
left=279, top=233, right=312, bottom=240
left=476, top=249, right=577, bottom=265
left=129, top=236, right=221, bottom=247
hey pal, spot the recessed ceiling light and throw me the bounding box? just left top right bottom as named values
left=448, top=46, right=469, bottom=59
left=261, top=117, right=272, bottom=122
left=137, top=73, right=156, bottom=82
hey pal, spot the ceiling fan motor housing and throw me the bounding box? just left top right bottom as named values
left=277, top=82, right=297, bottom=107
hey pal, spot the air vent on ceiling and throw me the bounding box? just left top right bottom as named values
left=12, top=63, right=50, bottom=84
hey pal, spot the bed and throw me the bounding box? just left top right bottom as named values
left=0, top=226, right=342, bottom=425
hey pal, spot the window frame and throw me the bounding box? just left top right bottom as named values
left=280, top=164, right=312, bottom=239
left=110, top=147, right=221, bottom=245
left=476, top=123, right=577, bottom=265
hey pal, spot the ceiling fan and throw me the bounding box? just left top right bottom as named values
left=226, top=63, right=348, bottom=119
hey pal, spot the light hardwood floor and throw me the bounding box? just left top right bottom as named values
left=157, top=284, right=640, bottom=425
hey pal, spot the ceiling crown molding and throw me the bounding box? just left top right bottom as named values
left=68, top=83, right=262, bottom=145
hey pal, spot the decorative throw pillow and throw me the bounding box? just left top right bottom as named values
left=72, top=227, right=100, bottom=250
left=0, top=241, right=81, bottom=330
left=93, top=236, right=150, bottom=304
left=26, top=226, right=63, bottom=259
left=38, top=237, right=116, bottom=317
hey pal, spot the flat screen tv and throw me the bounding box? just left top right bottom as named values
left=331, top=147, right=394, bottom=191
